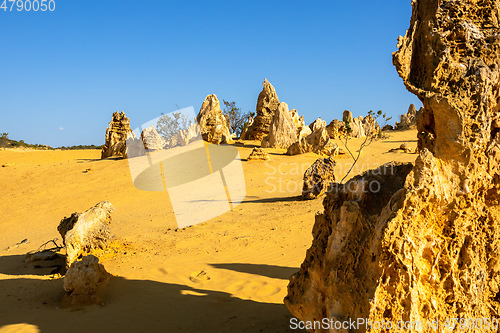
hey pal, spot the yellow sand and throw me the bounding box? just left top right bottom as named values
left=0, top=130, right=417, bottom=333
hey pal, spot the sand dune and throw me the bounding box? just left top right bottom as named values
left=0, top=130, right=417, bottom=332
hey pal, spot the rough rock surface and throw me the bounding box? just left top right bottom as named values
left=290, top=109, right=311, bottom=139
left=247, top=148, right=270, bottom=161
left=141, top=126, right=166, bottom=151
left=101, top=111, right=136, bottom=159
left=382, top=124, right=394, bottom=131
left=196, top=94, right=233, bottom=144
left=239, top=116, right=254, bottom=140
left=302, top=157, right=336, bottom=200
left=285, top=0, right=500, bottom=331
left=395, top=103, right=422, bottom=130
left=166, top=122, right=200, bottom=149
left=287, top=118, right=339, bottom=156
left=350, top=116, right=366, bottom=138
left=326, top=119, right=345, bottom=139
left=58, top=201, right=114, bottom=265
left=261, top=102, right=298, bottom=149
left=362, top=114, right=380, bottom=137
left=63, top=255, right=111, bottom=305
left=243, top=79, right=280, bottom=141
left=342, top=110, right=353, bottom=124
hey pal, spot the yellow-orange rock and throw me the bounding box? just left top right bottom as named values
left=285, top=0, right=500, bottom=331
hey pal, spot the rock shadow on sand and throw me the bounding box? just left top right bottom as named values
left=0, top=276, right=304, bottom=333
left=209, top=263, right=299, bottom=280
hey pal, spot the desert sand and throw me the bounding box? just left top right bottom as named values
left=0, top=129, right=417, bottom=333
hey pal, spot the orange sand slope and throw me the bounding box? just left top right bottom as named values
left=0, top=130, right=417, bottom=333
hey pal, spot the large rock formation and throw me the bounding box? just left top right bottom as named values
left=243, top=79, right=280, bottom=141
left=196, top=94, right=233, bottom=144
left=302, top=157, right=336, bottom=200
left=285, top=0, right=500, bottom=331
left=261, top=102, right=298, bottom=149
left=101, top=111, right=136, bottom=159
left=287, top=118, right=339, bottom=156
left=58, top=201, right=114, bottom=266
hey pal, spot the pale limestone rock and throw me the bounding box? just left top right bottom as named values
left=395, top=103, right=421, bottom=130
left=247, top=147, right=270, bottom=161
left=261, top=102, right=298, bottom=149
left=287, top=118, right=338, bottom=156
left=57, top=201, right=114, bottom=266
left=196, top=94, right=233, bottom=144
left=141, top=125, right=166, bottom=151
left=63, top=255, right=111, bottom=305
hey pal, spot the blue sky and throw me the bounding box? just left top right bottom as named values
left=0, top=0, right=421, bottom=147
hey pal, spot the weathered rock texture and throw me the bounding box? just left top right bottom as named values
left=302, top=157, right=336, bottom=200
left=342, top=110, right=353, bottom=124
left=247, top=147, right=270, bottom=161
left=261, top=102, right=298, bottom=149
left=58, top=201, right=114, bottom=265
left=287, top=118, right=339, bottom=156
left=351, top=116, right=366, bottom=138
left=382, top=124, right=394, bottom=131
left=165, top=122, right=200, bottom=149
left=196, top=94, right=233, bottom=144
left=290, top=109, right=311, bottom=139
left=362, top=114, right=381, bottom=137
left=285, top=0, right=500, bottom=331
left=243, top=79, right=280, bottom=141
left=239, top=116, right=254, bottom=140
left=101, top=111, right=136, bottom=159
left=395, top=103, right=423, bottom=130
left=63, top=255, right=111, bottom=305
left=141, top=126, right=166, bottom=151
left=326, top=119, right=345, bottom=139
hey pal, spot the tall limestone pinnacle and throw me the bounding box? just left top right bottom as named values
left=285, top=1, right=500, bottom=331
left=242, top=79, right=280, bottom=141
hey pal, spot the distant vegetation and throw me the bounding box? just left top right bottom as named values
left=223, top=100, right=250, bottom=137
left=156, top=111, right=195, bottom=142
left=0, top=132, right=99, bottom=150
left=56, top=144, right=100, bottom=150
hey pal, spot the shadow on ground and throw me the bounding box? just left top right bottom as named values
left=0, top=276, right=303, bottom=333
left=242, top=196, right=302, bottom=204
left=0, top=254, right=65, bottom=276
left=209, top=263, right=299, bottom=280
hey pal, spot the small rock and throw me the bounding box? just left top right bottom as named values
left=63, top=255, right=111, bottom=305
left=247, top=148, right=270, bottom=161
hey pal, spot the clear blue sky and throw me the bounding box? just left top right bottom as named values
left=0, top=0, right=421, bottom=147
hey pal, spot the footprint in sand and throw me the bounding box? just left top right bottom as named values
left=189, top=270, right=210, bottom=283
